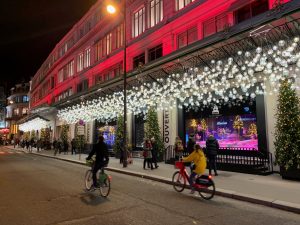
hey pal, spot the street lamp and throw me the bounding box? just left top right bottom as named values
left=106, top=1, right=128, bottom=168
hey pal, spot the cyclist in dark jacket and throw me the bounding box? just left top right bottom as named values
left=206, top=135, right=219, bottom=176
left=86, top=136, right=109, bottom=187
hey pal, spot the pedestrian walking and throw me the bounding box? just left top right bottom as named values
left=36, top=139, right=41, bottom=152
left=151, top=137, right=159, bottom=169
left=26, top=140, right=30, bottom=152
left=71, top=138, right=76, bottom=155
left=206, top=134, right=219, bottom=176
left=143, top=139, right=153, bottom=170
left=63, top=141, right=69, bottom=154
left=119, top=140, right=124, bottom=164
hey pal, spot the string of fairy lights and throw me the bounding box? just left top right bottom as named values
left=57, top=37, right=300, bottom=124
left=19, top=117, right=49, bottom=132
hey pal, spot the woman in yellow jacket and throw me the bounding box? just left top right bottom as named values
left=182, top=144, right=207, bottom=193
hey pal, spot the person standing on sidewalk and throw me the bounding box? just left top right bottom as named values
left=143, top=139, right=153, bottom=170
left=71, top=138, right=76, bottom=155
left=206, top=134, right=219, bottom=176
left=151, top=137, right=159, bottom=169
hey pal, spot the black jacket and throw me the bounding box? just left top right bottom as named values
left=187, top=138, right=195, bottom=154
left=206, top=136, right=219, bottom=155
left=87, top=141, right=109, bottom=164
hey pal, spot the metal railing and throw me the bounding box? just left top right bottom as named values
left=164, top=145, right=273, bottom=174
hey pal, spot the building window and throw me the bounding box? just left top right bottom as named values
left=133, top=7, right=145, bottom=38
left=150, top=0, right=163, bottom=27
left=51, top=76, right=55, bottom=89
left=77, top=53, right=84, bottom=72
left=95, top=75, right=102, bottom=85
left=113, top=23, right=124, bottom=50
left=203, top=14, right=228, bottom=38
left=235, top=0, right=269, bottom=24
left=177, top=26, right=197, bottom=49
left=133, top=53, right=145, bottom=69
left=176, top=0, right=195, bottom=11
left=77, top=80, right=89, bottom=93
left=84, top=48, right=91, bottom=68
left=95, top=39, right=104, bottom=61
left=22, top=108, right=28, bottom=115
left=105, top=34, right=112, bottom=55
left=22, top=96, right=29, bottom=102
left=148, top=44, right=163, bottom=62
left=13, top=108, right=19, bottom=116
left=58, top=60, right=74, bottom=83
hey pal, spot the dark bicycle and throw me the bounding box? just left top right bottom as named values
left=85, top=159, right=111, bottom=197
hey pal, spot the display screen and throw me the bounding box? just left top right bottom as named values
left=186, top=114, right=258, bottom=150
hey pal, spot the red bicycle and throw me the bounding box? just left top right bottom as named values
left=172, top=161, right=215, bottom=200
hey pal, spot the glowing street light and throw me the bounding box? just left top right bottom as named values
left=106, top=5, right=116, bottom=14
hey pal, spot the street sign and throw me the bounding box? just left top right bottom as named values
left=77, top=125, right=85, bottom=135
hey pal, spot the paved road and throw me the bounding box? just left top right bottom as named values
left=0, top=147, right=299, bottom=225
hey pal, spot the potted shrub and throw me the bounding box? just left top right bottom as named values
left=274, top=79, right=300, bottom=180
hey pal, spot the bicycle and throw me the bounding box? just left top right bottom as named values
left=172, top=161, right=215, bottom=200
left=85, top=159, right=111, bottom=197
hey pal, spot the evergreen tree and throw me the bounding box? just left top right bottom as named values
left=113, top=115, right=124, bottom=156
left=61, top=125, right=69, bottom=143
left=30, top=130, right=36, bottom=140
left=145, top=107, right=164, bottom=156
left=274, top=79, right=300, bottom=170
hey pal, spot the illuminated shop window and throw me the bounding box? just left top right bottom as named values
left=132, top=7, right=145, bottom=38
left=176, top=0, right=195, bottom=11
left=13, top=108, right=20, bottom=116
left=22, top=108, right=28, bottom=115
left=150, top=0, right=163, bottom=28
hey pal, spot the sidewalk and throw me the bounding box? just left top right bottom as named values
left=6, top=145, right=300, bottom=214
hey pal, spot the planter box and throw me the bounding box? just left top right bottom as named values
left=280, top=167, right=300, bottom=181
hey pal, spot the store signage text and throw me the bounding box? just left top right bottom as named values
left=164, top=110, right=170, bottom=145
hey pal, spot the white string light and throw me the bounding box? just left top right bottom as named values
left=19, top=118, right=49, bottom=132
left=58, top=37, right=300, bottom=124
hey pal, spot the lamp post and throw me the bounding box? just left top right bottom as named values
left=107, top=0, right=128, bottom=167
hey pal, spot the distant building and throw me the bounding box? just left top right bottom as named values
left=6, top=83, right=30, bottom=139
left=0, top=86, right=6, bottom=128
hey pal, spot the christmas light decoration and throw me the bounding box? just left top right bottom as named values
left=57, top=37, right=300, bottom=124
left=19, top=118, right=49, bottom=132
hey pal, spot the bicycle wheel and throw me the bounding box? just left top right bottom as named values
left=172, top=171, right=186, bottom=192
left=85, top=170, right=93, bottom=191
left=99, top=173, right=111, bottom=197
left=198, top=180, right=215, bottom=200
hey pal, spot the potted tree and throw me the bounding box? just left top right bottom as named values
left=274, top=79, right=300, bottom=180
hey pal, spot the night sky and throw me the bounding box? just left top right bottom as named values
left=0, top=0, right=97, bottom=92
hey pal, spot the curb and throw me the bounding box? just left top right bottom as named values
left=6, top=147, right=300, bottom=214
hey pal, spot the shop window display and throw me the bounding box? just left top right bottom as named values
left=185, top=101, right=258, bottom=150
left=97, top=125, right=116, bottom=149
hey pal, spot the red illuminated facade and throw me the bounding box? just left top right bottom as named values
left=27, top=0, right=300, bottom=174
left=30, top=0, right=286, bottom=109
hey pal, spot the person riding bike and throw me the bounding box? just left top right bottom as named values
left=182, top=144, right=207, bottom=194
left=86, top=136, right=109, bottom=188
